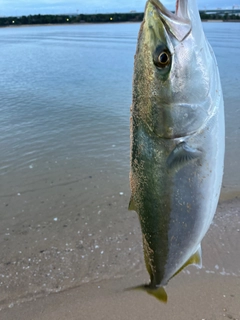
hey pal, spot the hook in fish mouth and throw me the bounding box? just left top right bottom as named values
left=148, top=0, right=192, bottom=42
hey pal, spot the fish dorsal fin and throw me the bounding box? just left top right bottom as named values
left=128, top=196, right=137, bottom=211
left=171, top=245, right=202, bottom=279
left=166, top=142, right=202, bottom=170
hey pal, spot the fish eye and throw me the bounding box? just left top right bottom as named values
left=153, top=45, right=171, bottom=69
left=158, top=52, right=169, bottom=66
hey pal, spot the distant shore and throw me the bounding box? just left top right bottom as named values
left=0, top=12, right=239, bottom=29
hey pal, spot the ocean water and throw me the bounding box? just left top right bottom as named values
left=0, top=22, right=239, bottom=306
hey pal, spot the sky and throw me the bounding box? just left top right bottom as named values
left=0, top=0, right=238, bottom=17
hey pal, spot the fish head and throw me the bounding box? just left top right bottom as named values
left=134, top=0, right=218, bottom=138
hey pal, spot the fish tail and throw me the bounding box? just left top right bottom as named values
left=126, top=284, right=168, bottom=303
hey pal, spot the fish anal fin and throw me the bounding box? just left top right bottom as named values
left=128, top=196, right=137, bottom=211
left=186, top=245, right=202, bottom=268
left=167, top=142, right=202, bottom=170
left=127, top=284, right=168, bottom=303
left=171, top=245, right=202, bottom=279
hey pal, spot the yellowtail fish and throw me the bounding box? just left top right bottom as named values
left=129, top=0, right=225, bottom=302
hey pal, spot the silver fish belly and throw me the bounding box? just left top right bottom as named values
left=129, top=0, right=225, bottom=302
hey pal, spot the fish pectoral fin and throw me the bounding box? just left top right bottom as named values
left=171, top=245, right=202, bottom=279
left=166, top=142, right=202, bottom=170
left=126, top=284, right=168, bottom=303
left=128, top=196, right=137, bottom=211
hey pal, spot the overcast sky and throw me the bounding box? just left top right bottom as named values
left=0, top=0, right=238, bottom=17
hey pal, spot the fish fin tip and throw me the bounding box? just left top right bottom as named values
left=128, top=196, right=137, bottom=211
left=147, top=286, right=168, bottom=303
left=188, top=244, right=202, bottom=268
left=126, top=284, right=168, bottom=303
left=171, top=245, right=202, bottom=279
left=167, top=142, right=201, bottom=170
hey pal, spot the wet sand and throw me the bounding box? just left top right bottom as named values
left=1, top=271, right=240, bottom=320
left=1, top=196, right=240, bottom=319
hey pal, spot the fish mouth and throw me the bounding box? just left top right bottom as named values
left=147, top=0, right=192, bottom=42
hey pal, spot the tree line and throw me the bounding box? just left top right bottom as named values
left=0, top=13, right=143, bottom=27
left=0, top=12, right=239, bottom=27
left=200, top=12, right=240, bottom=21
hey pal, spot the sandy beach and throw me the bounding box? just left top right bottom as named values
left=1, top=271, right=240, bottom=320
left=1, top=197, right=240, bottom=319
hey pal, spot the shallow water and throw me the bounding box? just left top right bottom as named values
left=0, top=23, right=239, bottom=195
left=0, top=22, right=239, bottom=307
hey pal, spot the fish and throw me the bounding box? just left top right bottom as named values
left=129, top=0, right=225, bottom=302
